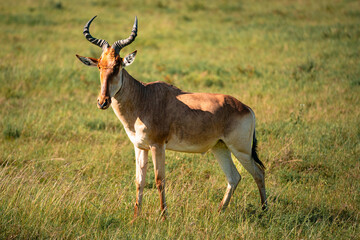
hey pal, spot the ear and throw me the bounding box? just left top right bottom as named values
left=122, top=50, right=137, bottom=67
left=76, top=54, right=98, bottom=67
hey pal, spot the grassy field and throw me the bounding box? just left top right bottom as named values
left=1, top=0, right=359, bottom=239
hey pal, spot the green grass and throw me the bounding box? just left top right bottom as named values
left=1, top=0, right=359, bottom=239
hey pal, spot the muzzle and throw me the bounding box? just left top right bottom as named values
left=97, top=95, right=111, bottom=110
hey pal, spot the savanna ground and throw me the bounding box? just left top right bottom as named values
left=1, top=0, right=359, bottom=239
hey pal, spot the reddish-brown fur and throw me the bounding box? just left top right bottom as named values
left=112, top=69, right=251, bottom=151
left=77, top=42, right=267, bottom=220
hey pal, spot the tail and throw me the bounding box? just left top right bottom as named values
left=252, top=129, right=265, bottom=170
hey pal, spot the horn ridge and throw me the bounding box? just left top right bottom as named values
left=112, top=16, right=138, bottom=54
left=83, top=15, right=109, bottom=50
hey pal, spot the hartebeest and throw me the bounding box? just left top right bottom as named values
left=76, top=16, right=267, bottom=219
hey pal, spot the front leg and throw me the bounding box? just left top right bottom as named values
left=150, top=144, right=167, bottom=219
left=134, top=146, right=148, bottom=218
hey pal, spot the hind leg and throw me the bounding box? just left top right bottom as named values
left=228, top=147, right=267, bottom=209
left=211, top=141, right=241, bottom=212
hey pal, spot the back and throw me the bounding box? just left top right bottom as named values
left=163, top=90, right=251, bottom=153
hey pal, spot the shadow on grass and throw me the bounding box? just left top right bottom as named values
left=230, top=197, right=359, bottom=231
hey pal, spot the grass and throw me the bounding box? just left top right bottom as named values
left=1, top=0, right=359, bottom=239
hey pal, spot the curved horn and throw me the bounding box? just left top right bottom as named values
left=83, top=16, right=109, bottom=50
left=112, top=16, right=138, bottom=54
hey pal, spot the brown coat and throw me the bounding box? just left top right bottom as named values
left=111, top=69, right=252, bottom=153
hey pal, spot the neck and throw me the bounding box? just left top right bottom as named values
left=111, top=69, right=145, bottom=128
left=117, top=69, right=145, bottom=103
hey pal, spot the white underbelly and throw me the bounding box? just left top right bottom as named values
left=121, top=117, right=219, bottom=152
left=166, top=137, right=218, bottom=153
left=125, top=129, right=217, bottom=153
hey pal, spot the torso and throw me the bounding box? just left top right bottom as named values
left=110, top=75, right=250, bottom=153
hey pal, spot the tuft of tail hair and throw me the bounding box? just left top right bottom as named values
left=252, top=130, right=265, bottom=171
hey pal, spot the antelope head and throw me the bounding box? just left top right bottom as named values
left=76, top=16, right=138, bottom=110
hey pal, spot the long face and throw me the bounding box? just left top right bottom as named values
left=76, top=16, right=138, bottom=110
left=76, top=48, right=137, bottom=109
left=97, top=48, right=122, bottom=109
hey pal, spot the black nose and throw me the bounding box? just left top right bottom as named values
left=97, top=98, right=109, bottom=109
